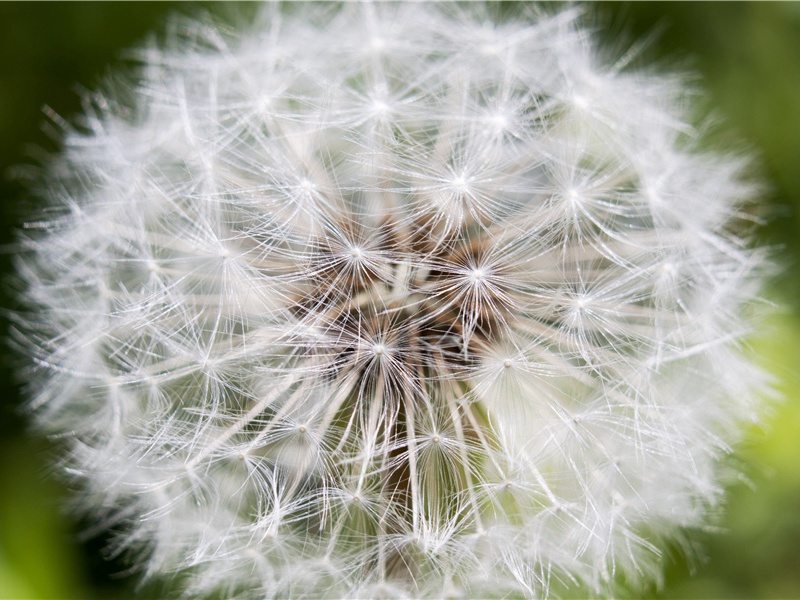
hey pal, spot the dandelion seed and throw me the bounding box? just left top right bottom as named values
left=15, top=3, right=769, bottom=599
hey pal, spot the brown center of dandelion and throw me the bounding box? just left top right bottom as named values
left=294, top=211, right=515, bottom=383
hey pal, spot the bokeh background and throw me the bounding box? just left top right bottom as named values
left=1, top=3, right=798, bottom=599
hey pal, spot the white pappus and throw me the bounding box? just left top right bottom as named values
left=15, top=3, right=770, bottom=599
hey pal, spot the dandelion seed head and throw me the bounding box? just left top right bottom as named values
left=15, top=3, right=769, bottom=599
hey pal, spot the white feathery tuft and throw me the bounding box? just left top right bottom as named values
left=16, top=3, right=770, bottom=598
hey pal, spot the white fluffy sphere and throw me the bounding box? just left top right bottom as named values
left=18, top=3, right=768, bottom=598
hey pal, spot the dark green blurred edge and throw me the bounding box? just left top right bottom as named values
left=1, top=3, right=799, bottom=599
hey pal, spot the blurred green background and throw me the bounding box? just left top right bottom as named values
left=1, top=3, right=799, bottom=599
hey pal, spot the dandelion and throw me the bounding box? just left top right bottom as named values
left=15, top=3, right=769, bottom=598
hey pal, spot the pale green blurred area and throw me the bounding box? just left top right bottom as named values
left=1, top=3, right=799, bottom=599
left=0, top=439, right=85, bottom=600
